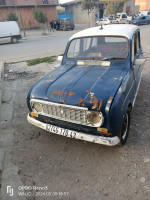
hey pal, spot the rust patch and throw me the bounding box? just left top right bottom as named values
left=86, top=89, right=91, bottom=93
left=78, top=98, right=84, bottom=102
left=89, top=95, right=94, bottom=104
left=78, top=98, right=84, bottom=107
left=52, top=90, right=63, bottom=96
left=49, top=75, right=55, bottom=78
left=92, top=96, right=98, bottom=109
left=45, top=84, right=50, bottom=87
left=89, top=94, right=99, bottom=109
left=98, top=99, right=102, bottom=111
left=68, top=91, right=75, bottom=96
left=108, top=97, right=113, bottom=103
left=64, top=92, right=67, bottom=95
left=50, top=94, right=53, bottom=98
left=84, top=68, right=89, bottom=71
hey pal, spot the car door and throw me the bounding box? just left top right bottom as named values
left=141, top=16, right=147, bottom=24
left=132, top=30, right=143, bottom=92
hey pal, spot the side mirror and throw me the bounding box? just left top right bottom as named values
left=135, top=58, right=145, bottom=65
left=58, top=56, right=63, bottom=61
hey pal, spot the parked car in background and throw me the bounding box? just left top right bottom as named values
left=129, top=16, right=150, bottom=25
left=0, top=21, right=21, bottom=44
left=138, top=10, right=150, bottom=17
left=116, top=12, right=128, bottom=23
left=95, top=16, right=117, bottom=26
left=57, top=18, right=75, bottom=31
left=127, top=15, right=134, bottom=22
left=95, top=18, right=110, bottom=26
left=27, top=24, right=145, bottom=146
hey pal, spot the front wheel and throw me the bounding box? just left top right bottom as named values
left=11, top=37, right=18, bottom=44
left=119, top=109, right=130, bottom=145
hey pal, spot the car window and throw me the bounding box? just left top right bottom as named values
left=132, top=31, right=141, bottom=62
left=122, top=14, right=127, bottom=18
left=67, top=36, right=128, bottom=60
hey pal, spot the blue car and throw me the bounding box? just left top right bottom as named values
left=129, top=16, right=150, bottom=25
left=27, top=24, right=145, bottom=146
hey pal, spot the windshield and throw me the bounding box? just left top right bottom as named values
left=67, top=36, right=128, bottom=60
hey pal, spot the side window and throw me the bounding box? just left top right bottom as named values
left=132, top=35, right=135, bottom=62
left=132, top=31, right=141, bottom=62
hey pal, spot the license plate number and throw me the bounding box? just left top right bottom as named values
left=46, top=124, right=76, bottom=138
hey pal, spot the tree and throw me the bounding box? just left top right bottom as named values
left=56, top=6, right=65, bottom=15
left=81, top=0, right=95, bottom=16
left=105, top=2, right=122, bottom=16
left=82, top=0, right=95, bottom=27
left=7, top=10, right=18, bottom=21
left=32, top=7, right=47, bottom=24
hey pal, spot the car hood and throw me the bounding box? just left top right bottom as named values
left=30, top=63, right=127, bottom=111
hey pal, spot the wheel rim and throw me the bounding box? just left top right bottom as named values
left=122, top=113, right=128, bottom=140
left=12, top=38, right=17, bottom=43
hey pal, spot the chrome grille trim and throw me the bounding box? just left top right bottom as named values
left=30, top=99, right=90, bottom=126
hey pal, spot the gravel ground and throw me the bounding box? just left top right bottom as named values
left=1, top=25, right=150, bottom=200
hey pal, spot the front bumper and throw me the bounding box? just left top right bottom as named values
left=27, top=114, right=120, bottom=146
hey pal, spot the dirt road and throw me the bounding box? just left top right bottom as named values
left=0, top=25, right=150, bottom=200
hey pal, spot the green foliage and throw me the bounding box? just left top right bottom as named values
left=81, top=0, right=95, bottom=15
left=27, top=56, right=55, bottom=66
left=105, top=2, right=122, bottom=15
left=56, top=6, right=65, bottom=15
left=7, top=10, right=18, bottom=21
left=32, top=7, right=47, bottom=24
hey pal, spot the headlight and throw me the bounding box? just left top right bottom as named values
left=33, top=102, right=43, bottom=113
left=87, top=111, right=103, bottom=127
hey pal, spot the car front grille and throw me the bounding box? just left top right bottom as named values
left=30, top=99, right=88, bottom=126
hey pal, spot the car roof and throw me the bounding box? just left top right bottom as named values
left=70, top=24, right=139, bottom=40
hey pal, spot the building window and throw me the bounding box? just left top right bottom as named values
left=0, top=0, right=6, bottom=5
left=43, top=0, right=48, bottom=4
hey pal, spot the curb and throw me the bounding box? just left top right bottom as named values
left=0, top=61, right=4, bottom=123
left=22, top=34, right=55, bottom=40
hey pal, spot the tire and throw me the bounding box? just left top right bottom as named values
left=119, top=109, right=130, bottom=145
left=137, top=22, right=140, bottom=26
left=11, top=37, right=18, bottom=44
left=147, top=21, right=150, bottom=25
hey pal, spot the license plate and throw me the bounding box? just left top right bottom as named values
left=46, top=124, right=77, bottom=138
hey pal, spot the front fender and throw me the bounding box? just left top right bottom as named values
left=108, top=69, right=135, bottom=135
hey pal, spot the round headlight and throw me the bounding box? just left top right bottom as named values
left=33, top=102, right=42, bottom=113
left=87, top=112, right=103, bottom=127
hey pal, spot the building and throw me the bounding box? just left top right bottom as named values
left=61, top=0, right=139, bottom=25
left=0, top=0, right=58, bottom=29
left=0, top=0, right=58, bottom=6
left=61, top=0, right=94, bottom=24
left=135, top=0, right=150, bottom=11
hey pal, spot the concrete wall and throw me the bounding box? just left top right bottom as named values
left=0, top=6, right=57, bottom=29
left=126, top=0, right=140, bottom=14
left=135, top=0, right=150, bottom=11
left=65, top=3, right=94, bottom=25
